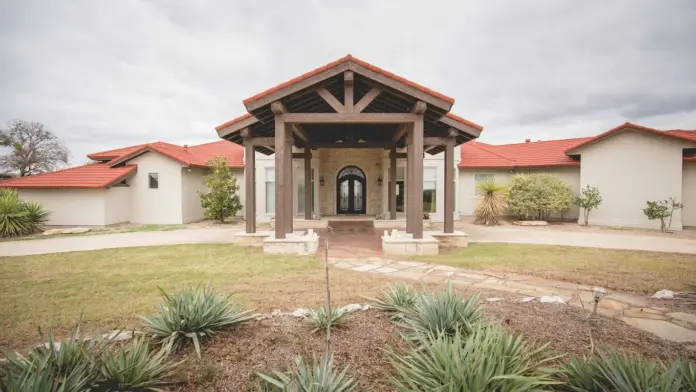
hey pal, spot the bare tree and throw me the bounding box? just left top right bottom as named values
left=0, top=120, right=69, bottom=176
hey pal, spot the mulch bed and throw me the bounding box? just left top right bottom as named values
left=172, top=299, right=695, bottom=391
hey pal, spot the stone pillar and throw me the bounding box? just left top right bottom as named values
left=244, top=141, right=256, bottom=233
left=444, top=138, right=455, bottom=233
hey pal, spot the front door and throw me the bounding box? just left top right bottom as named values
left=336, top=166, right=366, bottom=214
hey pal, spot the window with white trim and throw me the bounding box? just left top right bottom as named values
left=265, top=167, right=275, bottom=215
left=423, top=167, right=437, bottom=213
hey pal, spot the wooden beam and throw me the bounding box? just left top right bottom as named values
left=354, top=87, right=382, bottom=113
left=315, top=87, right=345, bottom=113
left=412, top=101, right=427, bottom=114
left=424, top=137, right=453, bottom=146
left=240, top=127, right=252, bottom=139
left=389, top=152, right=407, bottom=159
left=444, top=138, right=455, bottom=234
left=282, top=112, right=420, bottom=124
left=249, top=137, right=275, bottom=146
left=292, top=153, right=310, bottom=159
left=389, top=146, right=397, bottom=220
left=291, top=125, right=309, bottom=142
left=406, top=125, right=413, bottom=234
left=271, top=101, right=287, bottom=114
left=244, top=140, right=256, bottom=233
left=392, top=124, right=408, bottom=142
left=306, top=142, right=394, bottom=149
left=285, top=130, right=293, bottom=234
left=344, top=71, right=354, bottom=112
left=438, top=114, right=483, bottom=138
left=274, top=113, right=286, bottom=239
left=216, top=115, right=259, bottom=139
left=304, top=146, right=312, bottom=220
left=412, top=116, right=424, bottom=239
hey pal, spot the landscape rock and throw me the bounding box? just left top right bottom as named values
left=339, top=304, right=364, bottom=313
left=515, top=297, right=536, bottom=303
left=512, top=220, right=548, bottom=226
left=43, top=227, right=91, bottom=235
left=540, top=295, right=565, bottom=304
left=292, top=308, right=311, bottom=318
left=667, top=312, right=696, bottom=327
left=103, top=331, right=134, bottom=342
left=651, top=290, right=675, bottom=299
left=620, top=317, right=696, bottom=343
left=486, top=297, right=504, bottom=302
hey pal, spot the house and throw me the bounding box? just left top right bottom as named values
left=0, top=141, right=244, bottom=226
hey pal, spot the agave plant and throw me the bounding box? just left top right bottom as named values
left=140, top=284, right=256, bottom=358
left=559, top=348, right=682, bottom=392
left=23, top=201, right=50, bottom=232
left=304, top=304, right=349, bottom=334
left=0, top=191, right=32, bottom=237
left=474, top=179, right=507, bottom=225
left=257, top=354, right=356, bottom=392
left=674, top=359, right=696, bottom=391
left=387, top=325, right=559, bottom=391
left=365, top=283, right=421, bottom=318
left=0, top=354, right=94, bottom=392
left=98, top=336, right=180, bottom=391
left=397, top=284, right=482, bottom=341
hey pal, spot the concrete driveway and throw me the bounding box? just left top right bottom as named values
left=1, top=225, right=696, bottom=257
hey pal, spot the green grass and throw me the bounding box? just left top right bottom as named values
left=417, top=243, right=696, bottom=293
left=0, top=224, right=186, bottom=242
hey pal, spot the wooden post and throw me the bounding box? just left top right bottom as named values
left=304, top=147, right=312, bottom=220
left=273, top=106, right=286, bottom=239
left=389, top=146, right=397, bottom=220
left=285, top=131, right=293, bottom=234
left=444, top=138, right=455, bottom=233
left=344, top=71, right=354, bottom=112
left=412, top=117, right=424, bottom=239
left=244, top=141, right=256, bottom=233
left=406, top=125, right=413, bottom=234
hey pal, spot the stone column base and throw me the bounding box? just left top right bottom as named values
left=430, top=231, right=469, bottom=248
left=381, top=229, right=439, bottom=255
left=263, top=230, right=319, bottom=255
left=231, top=231, right=273, bottom=247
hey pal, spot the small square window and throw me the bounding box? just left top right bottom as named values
left=148, top=173, right=159, bottom=189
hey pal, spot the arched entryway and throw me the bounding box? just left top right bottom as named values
left=336, top=165, right=366, bottom=214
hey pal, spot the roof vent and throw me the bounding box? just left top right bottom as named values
left=525, top=139, right=531, bottom=143
left=183, top=144, right=188, bottom=151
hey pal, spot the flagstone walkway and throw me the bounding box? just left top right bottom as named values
left=328, top=256, right=696, bottom=348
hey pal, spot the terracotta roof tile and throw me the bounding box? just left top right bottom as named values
left=214, top=113, right=254, bottom=132
left=107, top=140, right=244, bottom=168
left=0, top=164, right=136, bottom=189
left=243, top=54, right=455, bottom=106
left=565, top=122, right=696, bottom=153
left=445, top=113, right=484, bottom=131
left=87, top=144, right=148, bottom=160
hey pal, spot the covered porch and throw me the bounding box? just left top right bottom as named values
left=216, top=55, right=482, bottom=253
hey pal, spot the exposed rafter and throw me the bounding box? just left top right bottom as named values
left=315, top=87, right=346, bottom=113
left=354, top=87, right=382, bottom=113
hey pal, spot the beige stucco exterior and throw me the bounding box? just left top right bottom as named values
left=681, top=161, right=696, bottom=227
left=19, top=187, right=131, bottom=226
left=576, top=130, right=694, bottom=230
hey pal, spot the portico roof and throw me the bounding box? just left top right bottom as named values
left=215, top=55, right=483, bottom=155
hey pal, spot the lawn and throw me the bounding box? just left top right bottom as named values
left=0, top=244, right=394, bottom=351
left=418, top=243, right=696, bottom=293
left=0, top=223, right=186, bottom=242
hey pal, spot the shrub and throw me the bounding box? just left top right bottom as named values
left=365, top=283, right=421, bottom=318
left=23, top=201, right=50, bottom=231
left=0, top=189, right=51, bottom=237
left=304, top=304, right=349, bottom=334
left=643, top=198, right=684, bottom=232
left=387, top=326, right=558, bottom=391
left=507, top=173, right=573, bottom=221
left=140, top=284, right=256, bottom=358
left=397, top=285, right=482, bottom=341
left=474, top=179, right=507, bottom=225
left=257, top=354, right=356, bottom=392
left=99, top=336, right=179, bottom=391
left=198, top=156, right=242, bottom=222
left=574, top=185, right=602, bottom=226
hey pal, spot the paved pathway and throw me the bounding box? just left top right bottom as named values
left=3, top=225, right=696, bottom=257
left=328, top=256, right=696, bottom=346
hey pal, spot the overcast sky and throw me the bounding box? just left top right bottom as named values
left=1, top=1, right=695, bottom=164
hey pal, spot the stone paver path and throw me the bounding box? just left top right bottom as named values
left=329, top=256, right=696, bottom=346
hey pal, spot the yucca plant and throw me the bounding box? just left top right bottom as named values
left=674, top=359, right=696, bottom=391
left=0, top=354, right=93, bottom=392
left=140, top=284, right=256, bottom=358
left=365, top=283, right=421, bottom=318
left=257, top=353, right=356, bottom=392
left=0, top=191, right=32, bottom=237
left=474, top=179, right=507, bottom=225
left=98, top=336, right=180, bottom=391
left=397, top=284, right=482, bottom=341
left=304, top=304, right=349, bottom=334
left=387, top=325, right=559, bottom=391
left=23, top=201, right=50, bottom=232
left=559, top=348, right=682, bottom=392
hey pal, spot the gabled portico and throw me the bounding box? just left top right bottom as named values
left=216, top=55, right=482, bottom=251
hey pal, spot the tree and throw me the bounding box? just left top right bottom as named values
left=0, top=120, right=70, bottom=176
left=643, top=198, right=683, bottom=233
left=507, top=173, right=573, bottom=221
left=474, top=179, right=507, bottom=225
left=574, top=185, right=602, bottom=226
left=198, top=157, right=242, bottom=222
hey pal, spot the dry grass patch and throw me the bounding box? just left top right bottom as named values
left=418, top=243, right=696, bottom=293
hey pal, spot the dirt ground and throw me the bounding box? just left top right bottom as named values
left=173, top=293, right=696, bottom=392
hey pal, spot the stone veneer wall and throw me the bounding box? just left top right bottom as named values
left=318, top=149, right=382, bottom=215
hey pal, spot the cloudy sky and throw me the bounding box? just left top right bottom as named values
left=1, top=1, right=695, bottom=164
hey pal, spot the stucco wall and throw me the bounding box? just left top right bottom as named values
left=578, top=130, right=692, bottom=230
left=458, top=167, right=581, bottom=220
left=104, top=186, right=131, bottom=225
left=683, top=161, right=696, bottom=227
left=18, top=189, right=107, bottom=226
left=128, top=152, right=184, bottom=224
left=181, top=167, right=208, bottom=223
left=318, top=149, right=382, bottom=215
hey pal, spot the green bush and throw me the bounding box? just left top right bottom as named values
left=365, top=283, right=421, bottom=318
left=0, top=189, right=51, bottom=237
left=574, top=185, right=602, bottom=226
left=474, top=179, right=507, bottom=225
left=387, top=325, right=558, bottom=391
left=396, top=285, right=482, bottom=341
left=643, top=198, right=683, bottom=232
left=507, top=173, right=573, bottom=221
left=99, top=336, right=179, bottom=391
left=198, top=156, right=242, bottom=222
left=257, top=354, right=355, bottom=392
left=140, top=284, right=256, bottom=358
left=304, top=304, right=349, bottom=334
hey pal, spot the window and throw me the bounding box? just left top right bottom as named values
left=297, top=168, right=315, bottom=216
left=423, top=167, right=437, bottom=213
left=265, top=167, right=275, bottom=215
left=474, top=174, right=494, bottom=195
left=148, top=173, right=158, bottom=189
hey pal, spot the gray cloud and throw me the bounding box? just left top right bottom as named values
left=1, top=0, right=695, bottom=162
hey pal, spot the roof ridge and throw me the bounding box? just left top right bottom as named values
left=490, top=136, right=593, bottom=147
left=12, top=163, right=105, bottom=179
left=469, top=142, right=517, bottom=163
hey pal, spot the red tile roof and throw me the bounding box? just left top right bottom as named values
left=243, top=54, right=455, bottom=106
left=101, top=140, right=244, bottom=168
left=445, top=113, right=484, bottom=131
left=565, top=122, right=696, bottom=153
left=214, top=113, right=254, bottom=132
left=87, top=144, right=148, bottom=161
left=0, top=164, right=137, bottom=189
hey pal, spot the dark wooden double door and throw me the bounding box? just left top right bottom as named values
left=336, top=166, right=366, bottom=214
